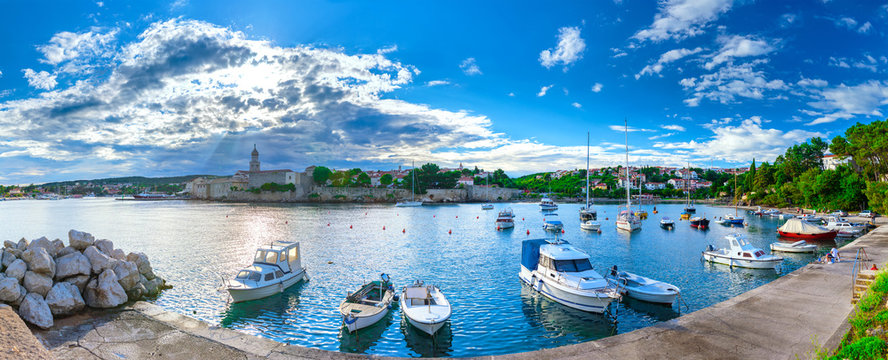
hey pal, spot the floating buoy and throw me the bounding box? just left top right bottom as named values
left=497, top=226, right=501, bottom=230
left=456, top=216, right=458, bottom=218
left=522, top=218, right=524, bottom=221
left=561, top=229, right=565, bottom=234
left=402, top=228, right=406, bottom=233
left=605, top=217, right=609, bottom=220
left=597, top=229, right=602, bottom=234
left=476, top=216, right=479, bottom=219
left=349, top=225, right=353, bottom=229
left=285, top=221, right=288, bottom=224
left=433, top=215, right=436, bottom=218
left=327, top=223, right=330, bottom=226
left=365, top=212, right=367, bottom=215
left=448, top=229, right=452, bottom=235
left=327, top=261, right=333, bottom=264
left=226, top=215, right=228, bottom=218
left=383, top=226, right=386, bottom=230
left=526, top=229, right=530, bottom=235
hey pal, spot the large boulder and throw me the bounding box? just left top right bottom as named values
left=143, top=277, right=167, bottom=297
left=127, top=282, right=146, bottom=301
left=83, top=269, right=127, bottom=308
left=51, top=239, right=65, bottom=257
left=68, top=230, right=95, bottom=251
left=16, top=238, right=28, bottom=250
left=26, top=237, right=56, bottom=258
left=54, top=252, right=91, bottom=280
left=112, top=261, right=140, bottom=291
left=0, top=250, right=14, bottom=269
left=127, top=252, right=154, bottom=280
left=18, top=293, right=53, bottom=329
left=0, top=277, right=25, bottom=303
left=23, top=271, right=52, bottom=298
left=63, top=275, right=90, bottom=293
left=56, top=246, right=78, bottom=258
left=2, top=240, right=15, bottom=249
left=21, top=247, right=55, bottom=278
left=45, top=282, right=85, bottom=316
left=83, top=246, right=115, bottom=275
left=5, top=259, right=26, bottom=282
left=110, top=249, right=126, bottom=261
left=94, top=239, right=114, bottom=256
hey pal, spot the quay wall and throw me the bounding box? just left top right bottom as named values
left=214, top=185, right=522, bottom=203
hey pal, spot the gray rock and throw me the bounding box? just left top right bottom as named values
left=5, top=259, right=26, bottom=282
left=144, top=277, right=167, bottom=296
left=3, top=240, right=15, bottom=249
left=54, top=252, right=91, bottom=280
left=94, top=239, right=113, bottom=255
left=51, top=239, right=65, bottom=257
left=0, top=250, right=14, bottom=269
left=62, top=275, right=90, bottom=293
left=45, top=282, right=85, bottom=316
left=112, top=261, right=140, bottom=291
left=23, top=271, right=52, bottom=297
left=56, top=246, right=77, bottom=258
left=14, top=285, right=26, bottom=306
left=83, top=269, right=127, bottom=308
left=68, top=229, right=95, bottom=251
left=127, top=282, right=146, bottom=301
left=0, top=277, right=24, bottom=303
left=127, top=252, right=154, bottom=280
left=21, top=247, right=55, bottom=278
left=110, top=249, right=126, bottom=261
left=27, top=237, right=56, bottom=258
left=83, top=246, right=115, bottom=275
left=16, top=238, right=28, bottom=250
left=18, top=293, right=53, bottom=329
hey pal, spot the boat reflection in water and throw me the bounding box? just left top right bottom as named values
left=338, top=311, right=392, bottom=354
left=519, top=286, right=617, bottom=340
left=399, top=316, right=454, bottom=357
left=702, top=260, right=781, bottom=281
left=620, top=297, right=680, bottom=323
left=219, top=280, right=307, bottom=328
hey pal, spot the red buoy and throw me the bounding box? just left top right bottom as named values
left=526, top=229, right=530, bottom=235
left=448, top=229, right=452, bottom=235
left=522, top=218, right=524, bottom=221
left=402, top=228, right=406, bottom=233
left=285, top=221, right=288, bottom=224
left=383, top=226, right=386, bottom=230
left=456, top=216, right=458, bottom=218
left=561, top=229, right=565, bottom=234
left=349, top=225, right=353, bottom=229
left=327, top=223, right=330, bottom=226
left=476, top=216, right=479, bottom=219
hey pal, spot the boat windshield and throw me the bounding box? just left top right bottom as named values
left=254, top=250, right=280, bottom=264
left=236, top=270, right=260, bottom=282
left=554, top=259, right=593, bottom=272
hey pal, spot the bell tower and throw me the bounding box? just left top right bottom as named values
left=249, top=144, right=260, bottom=172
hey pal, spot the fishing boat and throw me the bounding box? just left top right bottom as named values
left=400, top=280, right=451, bottom=336
left=777, top=218, right=837, bottom=240
left=659, top=217, right=675, bottom=229
left=680, top=210, right=691, bottom=220
left=481, top=173, right=494, bottom=210
left=616, top=119, right=641, bottom=232
left=689, top=216, right=710, bottom=229
left=579, top=132, right=597, bottom=223
left=339, top=274, right=395, bottom=332
left=539, top=197, right=558, bottom=211
left=227, top=241, right=307, bottom=303
left=702, top=234, right=784, bottom=269
left=609, top=267, right=680, bottom=305
left=396, top=161, right=423, bottom=207
left=580, top=220, right=601, bottom=231
left=519, top=239, right=621, bottom=313
left=495, top=208, right=515, bottom=230
left=769, top=240, right=818, bottom=253
left=543, top=213, right=564, bottom=231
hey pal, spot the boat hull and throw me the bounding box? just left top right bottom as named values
left=702, top=252, right=782, bottom=269
left=777, top=230, right=837, bottom=241
left=496, top=220, right=515, bottom=229
left=540, top=205, right=558, bottom=211
left=580, top=222, right=600, bottom=231
left=769, top=243, right=817, bottom=253
left=690, top=219, right=710, bottom=229
left=625, top=288, right=678, bottom=305
left=616, top=221, right=640, bottom=232
left=343, top=306, right=389, bottom=332
left=519, top=268, right=616, bottom=313
left=228, top=270, right=306, bottom=303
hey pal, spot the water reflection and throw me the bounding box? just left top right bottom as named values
left=219, top=279, right=308, bottom=328
left=400, top=316, right=454, bottom=357
left=519, top=286, right=617, bottom=340
left=338, top=312, right=392, bottom=353
left=620, top=297, right=680, bottom=322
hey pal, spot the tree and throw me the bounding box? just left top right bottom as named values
left=864, top=181, right=888, bottom=214
left=831, top=120, right=888, bottom=181
left=357, top=172, right=370, bottom=186
left=312, top=166, right=332, bottom=185
left=745, top=159, right=756, bottom=193
left=380, top=174, right=393, bottom=186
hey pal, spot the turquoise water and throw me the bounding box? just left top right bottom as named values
left=0, top=199, right=842, bottom=357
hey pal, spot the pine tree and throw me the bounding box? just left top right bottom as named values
left=746, top=158, right=757, bottom=193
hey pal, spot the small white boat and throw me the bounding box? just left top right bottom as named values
left=397, top=161, right=422, bottom=207
left=539, top=197, right=558, bottom=211
left=580, top=220, right=601, bottom=231
left=764, top=209, right=782, bottom=217
left=610, top=268, right=680, bottom=305
left=799, top=214, right=822, bottom=224
left=496, top=208, right=515, bottom=230
left=400, top=281, right=451, bottom=336
left=825, top=217, right=864, bottom=236
left=659, top=217, right=675, bottom=229
left=543, top=213, right=564, bottom=231
left=339, top=274, right=395, bottom=332
left=769, top=240, right=818, bottom=253
left=481, top=203, right=494, bottom=210
left=714, top=218, right=727, bottom=225
left=616, top=209, right=641, bottom=232
left=519, top=239, right=621, bottom=313
left=227, top=241, right=307, bottom=303
left=395, top=201, right=423, bottom=207
left=702, top=234, right=784, bottom=269
left=779, top=213, right=796, bottom=220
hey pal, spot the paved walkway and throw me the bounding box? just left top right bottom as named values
left=32, top=225, right=888, bottom=359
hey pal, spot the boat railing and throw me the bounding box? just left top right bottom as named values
left=851, top=247, right=871, bottom=297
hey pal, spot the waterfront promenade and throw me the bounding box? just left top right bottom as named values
left=24, top=222, right=888, bottom=359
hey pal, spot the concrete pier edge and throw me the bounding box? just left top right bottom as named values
left=32, top=224, right=888, bottom=360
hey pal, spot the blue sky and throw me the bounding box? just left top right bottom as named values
left=1, top=0, right=887, bottom=184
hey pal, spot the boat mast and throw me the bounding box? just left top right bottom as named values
left=625, top=118, right=631, bottom=210
left=411, top=161, right=416, bottom=202
left=585, top=132, right=590, bottom=209
left=686, top=162, right=690, bottom=207
left=734, top=172, right=738, bottom=216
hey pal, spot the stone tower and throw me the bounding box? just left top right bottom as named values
left=250, top=144, right=260, bottom=172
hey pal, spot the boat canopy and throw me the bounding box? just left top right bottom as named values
left=252, top=241, right=301, bottom=273
left=541, top=243, right=589, bottom=261
left=521, top=239, right=551, bottom=270
left=778, top=218, right=831, bottom=235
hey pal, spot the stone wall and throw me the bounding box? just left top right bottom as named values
left=217, top=185, right=522, bottom=203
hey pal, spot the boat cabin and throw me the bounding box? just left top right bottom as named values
left=234, top=241, right=301, bottom=285
left=726, top=235, right=766, bottom=259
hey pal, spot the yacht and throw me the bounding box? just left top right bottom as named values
left=339, top=274, right=395, bottom=332
left=825, top=217, right=863, bottom=237
left=539, top=197, right=558, bottom=211
left=400, top=280, right=451, bottom=336
left=227, top=241, right=307, bottom=303
left=702, top=234, right=784, bottom=269
left=542, top=213, right=564, bottom=232
left=519, top=239, right=621, bottom=313
left=495, top=208, right=515, bottom=230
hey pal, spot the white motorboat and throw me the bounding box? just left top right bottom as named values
left=779, top=213, right=796, bottom=220
left=481, top=203, right=494, bottom=210
left=764, top=209, right=782, bottom=217
left=396, top=161, right=423, bottom=207
left=539, top=197, right=558, bottom=211
left=609, top=267, right=680, bottom=305
left=825, top=217, right=864, bottom=236
left=496, top=208, right=515, bottom=230
left=395, top=201, right=423, bottom=207
left=714, top=218, right=726, bottom=225
left=227, top=241, right=307, bottom=303
left=519, top=239, right=621, bottom=313
left=799, top=214, right=822, bottom=224
left=339, top=274, right=395, bottom=332
left=580, top=220, right=601, bottom=231
left=616, top=120, right=640, bottom=233
left=769, top=240, right=818, bottom=253
left=659, top=217, right=675, bottom=229
left=702, top=234, right=784, bottom=269
left=399, top=281, right=451, bottom=336
left=543, top=213, right=564, bottom=231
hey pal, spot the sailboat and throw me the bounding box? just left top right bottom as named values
left=616, top=119, right=641, bottom=232
left=634, top=177, right=648, bottom=220
left=396, top=161, right=423, bottom=207
left=481, top=173, right=494, bottom=210
left=722, top=173, right=744, bottom=225
left=683, top=163, right=696, bottom=214
left=579, top=133, right=599, bottom=229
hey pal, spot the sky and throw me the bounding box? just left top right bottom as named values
left=1, top=0, right=887, bottom=184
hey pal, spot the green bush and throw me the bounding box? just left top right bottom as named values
left=334, top=194, right=346, bottom=199
left=872, top=273, right=888, bottom=293
left=859, top=292, right=884, bottom=312
left=873, top=310, right=888, bottom=324
left=258, top=182, right=296, bottom=192
left=308, top=193, right=320, bottom=198
left=829, top=337, right=886, bottom=360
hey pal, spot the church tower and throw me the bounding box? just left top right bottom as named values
left=249, top=144, right=260, bottom=172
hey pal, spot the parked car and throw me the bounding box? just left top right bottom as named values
left=831, top=210, right=848, bottom=217
left=858, top=210, right=879, bottom=217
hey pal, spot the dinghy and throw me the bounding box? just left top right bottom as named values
left=769, top=240, right=817, bottom=253
left=609, top=267, right=680, bottom=305
left=339, top=274, right=395, bottom=332
left=400, top=281, right=451, bottom=336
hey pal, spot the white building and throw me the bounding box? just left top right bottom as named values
left=821, top=154, right=850, bottom=171
left=644, top=182, right=666, bottom=190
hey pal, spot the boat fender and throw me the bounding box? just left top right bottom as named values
left=393, top=295, right=400, bottom=302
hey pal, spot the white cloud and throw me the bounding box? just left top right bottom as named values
left=591, top=83, right=603, bottom=92
left=37, top=28, right=118, bottom=67
left=680, top=60, right=788, bottom=106
left=636, top=47, right=702, bottom=78
left=21, top=69, right=57, bottom=90
left=704, top=35, right=776, bottom=70
left=806, top=80, right=888, bottom=125
left=797, top=78, right=828, bottom=88
left=648, top=132, right=675, bottom=140
left=508, top=92, right=515, bottom=97
left=836, top=17, right=858, bottom=29
left=460, top=57, right=482, bottom=76
left=425, top=80, right=450, bottom=87
left=572, top=102, right=582, bottom=108
left=610, top=125, right=654, bottom=132
left=633, top=0, right=734, bottom=42
left=661, top=124, right=686, bottom=131
left=539, top=26, right=585, bottom=70
left=537, top=84, right=553, bottom=97
left=780, top=13, right=798, bottom=28
left=858, top=22, right=872, bottom=33
left=829, top=55, right=879, bottom=72
left=377, top=45, right=398, bottom=54
left=611, top=47, right=628, bottom=58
